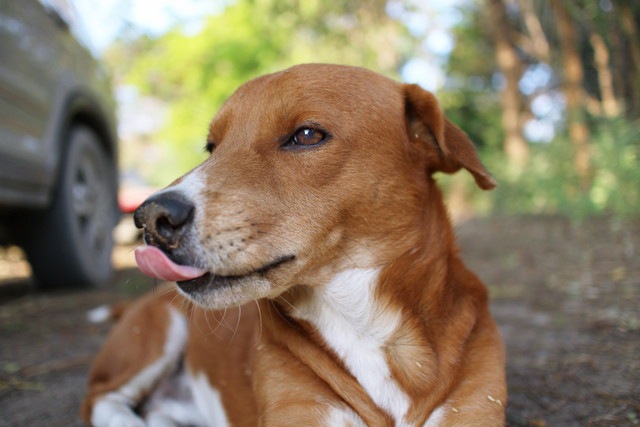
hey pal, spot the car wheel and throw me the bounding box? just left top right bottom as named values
left=23, top=125, right=118, bottom=288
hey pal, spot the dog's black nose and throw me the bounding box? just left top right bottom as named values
left=134, top=191, right=195, bottom=249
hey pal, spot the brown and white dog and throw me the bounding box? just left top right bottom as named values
left=82, top=64, right=506, bottom=426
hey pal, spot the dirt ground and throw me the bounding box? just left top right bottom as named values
left=0, top=215, right=638, bottom=426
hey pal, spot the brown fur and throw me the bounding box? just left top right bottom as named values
left=82, top=64, right=506, bottom=426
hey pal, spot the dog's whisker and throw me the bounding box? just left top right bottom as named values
left=202, top=307, right=215, bottom=335
left=189, top=302, right=199, bottom=333
left=218, top=307, right=232, bottom=334
left=128, top=243, right=143, bottom=255
left=270, top=298, right=301, bottom=331
left=209, top=308, right=228, bottom=338
left=226, top=305, right=243, bottom=349
left=254, top=300, right=264, bottom=344
left=212, top=310, right=230, bottom=340
left=167, top=289, right=182, bottom=308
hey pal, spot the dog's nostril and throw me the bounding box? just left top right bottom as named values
left=155, top=213, right=189, bottom=241
left=134, top=192, right=195, bottom=246
left=157, top=197, right=194, bottom=229
left=156, top=217, right=174, bottom=243
left=156, top=216, right=174, bottom=234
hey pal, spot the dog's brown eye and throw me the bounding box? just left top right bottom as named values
left=292, top=128, right=326, bottom=146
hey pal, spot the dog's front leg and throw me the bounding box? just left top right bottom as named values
left=252, top=343, right=368, bottom=427
left=82, top=290, right=188, bottom=427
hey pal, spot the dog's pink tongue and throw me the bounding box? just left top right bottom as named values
left=135, top=246, right=207, bottom=281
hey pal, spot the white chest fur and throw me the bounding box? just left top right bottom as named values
left=293, top=268, right=412, bottom=426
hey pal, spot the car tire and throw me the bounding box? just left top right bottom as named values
left=22, top=125, right=118, bottom=288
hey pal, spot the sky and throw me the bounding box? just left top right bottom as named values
left=72, top=0, right=222, bottom=53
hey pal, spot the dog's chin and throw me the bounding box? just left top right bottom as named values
left=177, top=274, right=281, bottom=309
left=176, top=255, right=296, bottom=309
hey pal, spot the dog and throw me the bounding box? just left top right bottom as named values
left=82, top=64, right=506, bottom=426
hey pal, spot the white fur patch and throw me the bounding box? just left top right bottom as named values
left=423, top=405, right=446, bottom=426
left=91, top=394, right=145, bottom=427
left=161, top=164, right=206, bottom=207
left=91, top=307, right=188, bottom=427
left=189, top=371, right=230, bottom=427
left=143, top=367, right=209, bottom=427
left=293, top=268, right=411, bottom=426
left=325, top=405, right=367, bottom=426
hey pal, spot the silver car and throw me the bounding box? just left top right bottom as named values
left=0, top=0, right=119, bottom=288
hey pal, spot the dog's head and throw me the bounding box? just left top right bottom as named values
left=134, top=64, right=495, bottom=309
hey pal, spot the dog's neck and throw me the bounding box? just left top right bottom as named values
left=274, top=188, right=463, bottom=425
left=288, top=268, right=412, bottom=424
left=282, top=181, right=459, bottom=337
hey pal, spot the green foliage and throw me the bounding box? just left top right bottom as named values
left=120, top=3, right=292, bottom=180
left=439, top=1, right=640, bottom=219
left=108, top=0, right=411, bottom=184
left=587, top=119, right=640, bottom=215
left=461, top=118, right=640, bottom=218
left=441, top=5, right=503, bottom=151
left=107, top=0, right=639, bottom=219
left=441, top=90, right=503, bottom=151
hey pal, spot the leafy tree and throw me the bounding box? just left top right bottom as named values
left=444, top=4, right=503, bottom=152
left=107, top=0, right=412, bottom=182
left=107, top=0, right=640, bottom=217
left=444, top=0, right=640, bottom=217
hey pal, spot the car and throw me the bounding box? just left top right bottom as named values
left=0, top=0, right=119, bottom=288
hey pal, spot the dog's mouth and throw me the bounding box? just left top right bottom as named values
left=175, top=254, right=295, bottom=294
left=134, top=245, right=294, bottom=292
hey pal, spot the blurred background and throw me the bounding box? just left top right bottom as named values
left=0, top=0, right=638, bottom=426
left=99, top=0, right=639, bottom=218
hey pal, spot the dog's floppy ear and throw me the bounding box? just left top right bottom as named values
left=404, top=84, right=496, bottom=190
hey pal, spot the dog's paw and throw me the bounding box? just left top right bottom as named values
left=92, top=396, right=146, bottom=427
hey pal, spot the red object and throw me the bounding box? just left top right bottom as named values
left=118, top=186, right=157, bottom=213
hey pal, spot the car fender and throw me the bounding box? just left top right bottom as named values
left=42, top=77, right=118, bottom=207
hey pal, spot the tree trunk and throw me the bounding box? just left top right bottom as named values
left=518, top=0, right=550, bottom=61
left=589, top=30, right=620, bottom=117
left=550, top=0, right=590, bottom=189
left=618, top=0, right=640, bottom=118
left=608, top=7, right=629, bottom=114
left=486, top=0, right=529, bottom=170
